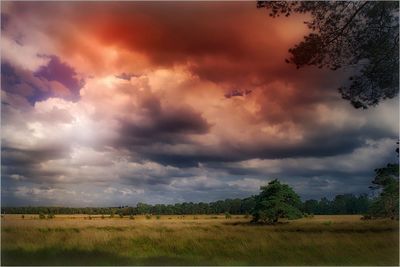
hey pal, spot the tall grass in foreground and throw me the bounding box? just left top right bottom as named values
left=1, top=215, right=398, bottom=266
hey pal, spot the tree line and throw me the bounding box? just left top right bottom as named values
left=1, top=193, right=372, bottom=216
left=302, top=194, right=371, bottom=215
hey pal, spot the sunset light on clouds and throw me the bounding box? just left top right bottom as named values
left=1, top=1, right=398, bottom=206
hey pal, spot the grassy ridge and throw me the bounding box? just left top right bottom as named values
left=1, top=215, right=399, bottom=265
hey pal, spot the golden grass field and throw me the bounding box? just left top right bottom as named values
left=1, top=214, right=399, bottom=265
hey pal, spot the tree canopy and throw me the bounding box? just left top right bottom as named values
left=257, top=1, right=399, bottom=109
left=252, top=179, right=303, bottom=224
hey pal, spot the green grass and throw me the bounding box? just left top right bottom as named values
left=1, top=215, right=398, bottom=265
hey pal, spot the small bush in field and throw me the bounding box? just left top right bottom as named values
left=156, top=215, right=161, bottom=220
left=47, top=214, right=55, bottom=219
left=146, top=215, right=152, bottom=220
left=323, top=221, right=333, bottom=226
left=110, top=214, right=115, bottom=218
left=119, top=214, right=124, bottom=218
left=129, top=215, right=135, bottom=220
left=88, top=215, right=92, bottom=220
left=21, top=215, right=25, bottom=219
left=361, top=215, right=372, bottom=220
left=225, top=212, right=232, bottom=219
left=101, top=215, right=105, bottom=219
left=244, top=214, right=250, bottom=219
left=39, top=213, right=46, bottom=219
left=304, top=213, right=314, bottom=219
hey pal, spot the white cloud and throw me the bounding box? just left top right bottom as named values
left=1, top=37, right=50, bottom=71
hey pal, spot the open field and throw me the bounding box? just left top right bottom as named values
left=1, top=214, right=399, bottom=266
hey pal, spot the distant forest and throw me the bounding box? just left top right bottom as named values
left=2, top=193, right=371, bottom=216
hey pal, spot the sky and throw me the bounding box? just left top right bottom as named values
left=1, top=2, right=398, bottom=207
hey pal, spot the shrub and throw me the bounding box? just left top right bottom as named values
left=323, top=221, right=333, bottom=226
left=304, top=213, right=314, bottom=218
left=101, top=215, right=105, bottom=219
left=39, top=213, right=46, bottom=219
left=110, top=214, right=115, bottom=218
left=129, top=215, right=135, bottom=220
left=156, top=215, right=161, bottom=220
left=244, top=214, right=250, bottom=219
left=119, top=214, right=124, bottom=218
left=361, top=215, right=372, bottom=220
left=21, top=215, right=25, bottom=219
left=225, top=212, right=232, bottom=219
left=146, top=215, right=152, bottom=220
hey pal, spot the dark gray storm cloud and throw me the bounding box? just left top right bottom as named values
left=117, top=96, right=211, bottom=147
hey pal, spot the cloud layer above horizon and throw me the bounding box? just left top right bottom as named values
left=1, top=2, right=398, bottom=206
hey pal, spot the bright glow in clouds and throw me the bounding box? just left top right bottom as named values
left=1, top=2, right=398, bottom=206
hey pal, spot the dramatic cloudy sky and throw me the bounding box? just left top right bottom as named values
left=1, top=2, right=398, bottom=207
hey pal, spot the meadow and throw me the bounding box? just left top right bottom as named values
left=1, top=214, right=398, bottom=266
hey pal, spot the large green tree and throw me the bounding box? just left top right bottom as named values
left=252, top=179, right=303, bottom=224
left=257, top=1, right=399, bottom=109
left=369, top=163, right=399, bottom=220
